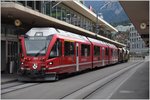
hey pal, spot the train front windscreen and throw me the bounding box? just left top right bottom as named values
left=24, top=36, right=52, bottom=56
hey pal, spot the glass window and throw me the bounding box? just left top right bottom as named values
left=64, top=41, right=74, bottom=56
left=49, top=39, right=62, bottom=58
left=80, top=17, right=83, bottom=27
left=62, top=8, right=66, bottom=21
left=111, top=49, right=113, bottom=56
left=25, top=36, right=52, bottom=56
left=46, top=3, right=51, bottom=16
left=51, top=2, right=57, bottom=18
left=94, top=46, right=100, bottom=56
left=66, top=10, right=71, bottom=23
left=57, top=6, right=61, bottom=20
left=81, top=44, right=90, bottom=56
left=83, top=18, right=86, bottom=29
left=71, top=12, right=75, bottom=25
left=105, top=48, right=109, bottom=56
left=35, top=1, right=40, bottom=11
left=27, top=1, right=33, bottom=9
left=1, top=24, right=5, bottom=34
left=6, top=25, right=15, bottom=35
left=74, top=14, right=78, bottom=26
left=52, top=6, right=56, bottom=18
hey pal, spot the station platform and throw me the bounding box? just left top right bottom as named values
left=1, top=73, right=18, bottom=84
left=110, top=60, right=149, bottom=99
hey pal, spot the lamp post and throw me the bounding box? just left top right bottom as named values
left=95, top=1, right=111, bottom=35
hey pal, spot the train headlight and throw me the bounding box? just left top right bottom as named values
left=49, top=62, right=53, bottom=65
left=21, top=67, right=24, bottom=70
left=33, top=64, right=37, bottom=69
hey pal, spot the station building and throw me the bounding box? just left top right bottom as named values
left=1, top=0, right=124, bottom=73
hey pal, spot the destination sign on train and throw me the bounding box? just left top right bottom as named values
left=29, top=37, right=47, bottom=40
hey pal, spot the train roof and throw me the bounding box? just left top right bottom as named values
left=26, top=27, right=117, bottom=48
left=88, top=37, right=117, bottom=48
left=26, top=27, right=89, bottom=42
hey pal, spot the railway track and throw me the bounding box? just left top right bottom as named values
left=1, top=81, right=40, bottom=94
left=60, top=61, right=143, bottom=99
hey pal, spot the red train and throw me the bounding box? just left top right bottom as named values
left=18, top=28, right=129, bottom=81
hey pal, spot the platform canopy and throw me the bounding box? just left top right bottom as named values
left=1, top=1, right=126, bottom=47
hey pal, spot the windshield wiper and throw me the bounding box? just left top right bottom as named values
left=35, top=46, right=46, bottom=57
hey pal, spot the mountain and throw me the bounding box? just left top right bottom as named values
left=84, top=1, right=130, bottom=26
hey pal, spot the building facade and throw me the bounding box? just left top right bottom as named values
left=1, top=1, right=119, bottom=73
left=128, top=24, right=148, bottom=55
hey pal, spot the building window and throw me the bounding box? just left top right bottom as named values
left=77, top=15, right=80, bottom=27
left=64, top=41, right=74, bottom=56
left=1, top=24, right=5, bottom=34
left=52, top=6, right=56, bottom=18
left=66, top=10, right=71, bottom=23
left=57, top=6, right=61, bottom=20
left=51, top=2, right=57, bottom=18
left=62, top=8, right=66, bottom=21
left=94, top=46, right=100, bottom=56
left=6, top=25, right=15, bottom=35
left=71, top=12, right=75, bottom=25
left=46, top=2, right=51, bottom=16
left=35, top=1, right=41, bottom=11
left=73, top=14, right=78, bottom=26
left=80, top=17, right=83, bottom=28
left=27, top=1, right=34, bottom=9
left=81, top=44, right=90, bottom=56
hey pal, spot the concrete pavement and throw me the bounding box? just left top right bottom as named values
left=111, top=61, right=149, bottom=99
left=1, top=74, right=18, bottom=84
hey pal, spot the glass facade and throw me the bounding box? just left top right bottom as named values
left=5, top=1, right=111, bottom=37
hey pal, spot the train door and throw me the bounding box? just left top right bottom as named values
left=62, top=40, right=76, bottom=73
left=102, top=47, right=105, bottom=66
left=76, top=43, right=79, bottom=71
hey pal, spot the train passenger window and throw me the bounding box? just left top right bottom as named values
left=64, top=41, right=74, bottom=56
left=111, top=49, right=113, bottom=56
left=49, top=39, right=62, bottom=58
left=105, top=48, right=109, bottom=56
left=81, top=44, right=90, bottom=57
left=94, top=46, right=100, bottom=56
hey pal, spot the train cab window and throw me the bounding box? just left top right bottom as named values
left=94, top=46, right=100, bottom=56
left=49, top=39, right=62, bottom=58
left=81, top=44, right=90, bottom=57
left=64, top=41, right=74, bottom=56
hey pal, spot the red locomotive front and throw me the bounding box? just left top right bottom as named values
left=18, top=28, right=62, bottom=81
